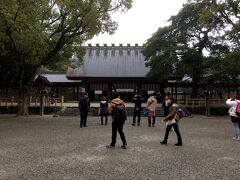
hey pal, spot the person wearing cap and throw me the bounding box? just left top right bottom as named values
left=160, top=102, right=183, bottom=146
left=106, top=95, right=127, bottom=149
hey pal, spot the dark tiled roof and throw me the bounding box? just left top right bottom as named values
left=67, top=44, right=149, bottom=79
left=37, top=73, right=81, bottom=83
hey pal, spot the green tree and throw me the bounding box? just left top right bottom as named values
left=0, top=0, right=132, bottom=115
left=204, top=0, right=240, bottom=86
left=143, top=0, right=240, bottom=97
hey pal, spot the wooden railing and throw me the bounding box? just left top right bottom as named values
left=181, top=98, right=226, bottom=107
left=29, top=96, right=64, bottom=107
left=0, top=97, right=226, bottom=108
left=0, top=97, right=15, bottom=107
left=0, top=96, right=64, bottom=107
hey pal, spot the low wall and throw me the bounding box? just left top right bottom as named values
left=0, top=106, right=62, bottom=115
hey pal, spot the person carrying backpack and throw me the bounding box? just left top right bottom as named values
left=226, top=95, right=240, bottom=141
left=106, top=95, right=127, bottom=149
left=160, top=102, right=183, bottom=146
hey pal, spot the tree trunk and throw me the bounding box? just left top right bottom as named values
left=17, top=93, right=29, bottom=116
left=17, top=80, right=29, bottom=116
left=192, top=83, right=199, bottom=98
left=40, top=95, right=45, bottom=116
left=206, top=94, right=210, bottom=116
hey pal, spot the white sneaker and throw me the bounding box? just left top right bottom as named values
left=237, top=136, right=240, bottom=141
left=232, top=136, right=238, bottom=140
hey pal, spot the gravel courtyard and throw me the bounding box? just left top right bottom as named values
left=0, top=115, right=240, bottom=180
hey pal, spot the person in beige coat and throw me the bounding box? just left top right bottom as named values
left=146, top=95, right=157, bottom=127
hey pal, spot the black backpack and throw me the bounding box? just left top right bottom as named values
left=113, top=104, right=127, bottom=122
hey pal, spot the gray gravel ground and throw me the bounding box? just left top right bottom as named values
left=0, top=115, right=240, bottom=180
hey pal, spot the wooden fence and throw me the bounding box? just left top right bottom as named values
left=0, top=96, right=64, bottom=107
left=179, top=98, right=226, bottom=107
left=0, top=96, right=226, bottom=108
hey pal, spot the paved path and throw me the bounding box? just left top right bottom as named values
left=0, top=115, right=239, bottom=179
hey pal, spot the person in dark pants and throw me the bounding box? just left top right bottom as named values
left=106, top=95, right=127, bottom=149
left=79, top=93, right=90, bottom=128
left=160, top=103, right=182, bottom=146
left=99, top=96, right=109, bottom=125
left=132, top=92, right=144, bottom=126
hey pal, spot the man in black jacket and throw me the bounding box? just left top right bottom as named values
left=79, top=93, right=90, bottom=128
left=132, top=92, right=144, bottom=126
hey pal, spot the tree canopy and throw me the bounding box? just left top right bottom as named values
left=142, top=0, right=240, bottom=97
left=0, top=0, right=132, bottom=115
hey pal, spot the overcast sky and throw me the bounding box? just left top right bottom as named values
left=86, top=0, right=187, bottom=46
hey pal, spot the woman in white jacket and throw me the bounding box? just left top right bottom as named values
left=226, top=95, right=240, bottom=140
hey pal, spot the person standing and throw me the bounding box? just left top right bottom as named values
left=99, top=96, right=109, bottom=125
left=160, top=102, right=183, bottom=146
left=79, top=93, right=90, bottom=128
left=106, top=95, right=127, bottom=149
left=146, top=95, right=157, bottom=127
left=162, top=96, right=172, bottom=117
left=132, top=92, right=144, bottom=126
left=226, top=95, right=240, bottom=140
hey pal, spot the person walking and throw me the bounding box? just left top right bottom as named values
left=132, top=92, right=144, bottom=126
left=99, top=96, right=109, bottom=125
left=79, top=93, right=90, bottom=128
left=106, top=95, right=127, bottom=149
left=160, top=102, right=183, bottom=146
left=226, top=95, right=240, bottom=141
left=162, top=96, right=172, bottom=117
left=146, top=94, right=157, bottom=127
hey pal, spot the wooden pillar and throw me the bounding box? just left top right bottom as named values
left=227, top=87, right=230, bottom=98
left=77, top=86, right=79, bottom=100
left=108, top=82, right=112, bottom=100
left=85, top=82, right=90, bottom=93
left=160, top=84, right=165, bottom=101
left=40, top=95, right=45, bottom=116
left=175, top=86, right=177, bottom=102
left=61, top=96, right=64, bottom=107
left=137, top=83, right=142, bottom=94
left=72, top=86, right=75, bottom=100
